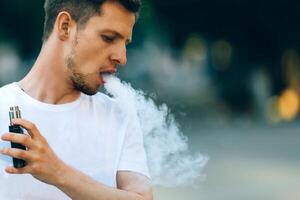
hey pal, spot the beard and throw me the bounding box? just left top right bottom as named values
left=69, top=66, right=99, bottom=96
left=65, top=38, right=99, bottom=96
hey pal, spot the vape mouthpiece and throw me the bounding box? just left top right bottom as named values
left=9, top=106, right=22, bottom=125
left=8, top=106, right=26, bottom=168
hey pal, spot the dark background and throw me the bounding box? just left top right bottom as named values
left=0, top=1, right=299, bottom=199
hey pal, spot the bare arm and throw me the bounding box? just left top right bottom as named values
left=0, top=118, right=153, bottom=200
left=56, top=168, right=153, bottom=200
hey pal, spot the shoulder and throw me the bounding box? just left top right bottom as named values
left=0, top=83, right=16, bottom=105
left=0, top=83, right=15, bottom=95
left=0, top=83, right=16, bottom=124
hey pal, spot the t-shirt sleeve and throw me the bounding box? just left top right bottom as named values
left=117, top=112, right=150, bottom=179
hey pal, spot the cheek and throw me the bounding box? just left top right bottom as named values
left=71, top=32, right=112, bottom=72
left=75, top=46, right=108, bottom=71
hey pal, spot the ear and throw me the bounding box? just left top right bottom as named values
left=55, top=11, right=75, bottom=41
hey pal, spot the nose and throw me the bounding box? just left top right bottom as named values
left=111, top=44, right=127, bottom=66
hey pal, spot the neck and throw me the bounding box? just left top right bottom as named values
left=18, top=40, right=80, bottom=105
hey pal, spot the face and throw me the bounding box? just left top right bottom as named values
left=65, top=1, right=136, bottom=95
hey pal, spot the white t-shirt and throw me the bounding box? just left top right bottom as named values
left=0, top=82, right=149, bottom=200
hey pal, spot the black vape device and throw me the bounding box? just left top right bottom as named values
left=9, top=106, right=27, bottom=168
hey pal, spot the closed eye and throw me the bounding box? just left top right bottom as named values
left=101, top=35, right=116, bottom=43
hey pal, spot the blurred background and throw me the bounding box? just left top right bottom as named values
left=0, top=0, right=299, bottom=199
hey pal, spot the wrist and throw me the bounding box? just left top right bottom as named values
left=52, top=160, right=70, bottom=187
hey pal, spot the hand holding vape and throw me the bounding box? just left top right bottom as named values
left=9, top=106, right=27, bottom=168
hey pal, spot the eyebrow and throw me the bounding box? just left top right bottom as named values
left=101, top=29, right=132, bottom=44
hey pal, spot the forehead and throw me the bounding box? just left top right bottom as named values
left=84, top=1, right=136, bottom=38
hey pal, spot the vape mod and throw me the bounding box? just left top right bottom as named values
left=9, top=106, right=27, bottom=168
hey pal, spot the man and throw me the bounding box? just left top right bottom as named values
left=0, top=0, right=153, bottom=199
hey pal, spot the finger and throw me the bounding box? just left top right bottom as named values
left=0, top=148, right=31, bottom=161
left=1, top=133, right=34, bottom=149
left=12, top=118, right=40, bottom=139
left=5, top=166, right=29, bottom=174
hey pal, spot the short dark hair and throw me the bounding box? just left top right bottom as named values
left=42, top=0, right=141, bottom=42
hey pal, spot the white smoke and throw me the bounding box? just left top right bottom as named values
left=103, top=75, right=208, bottom=187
